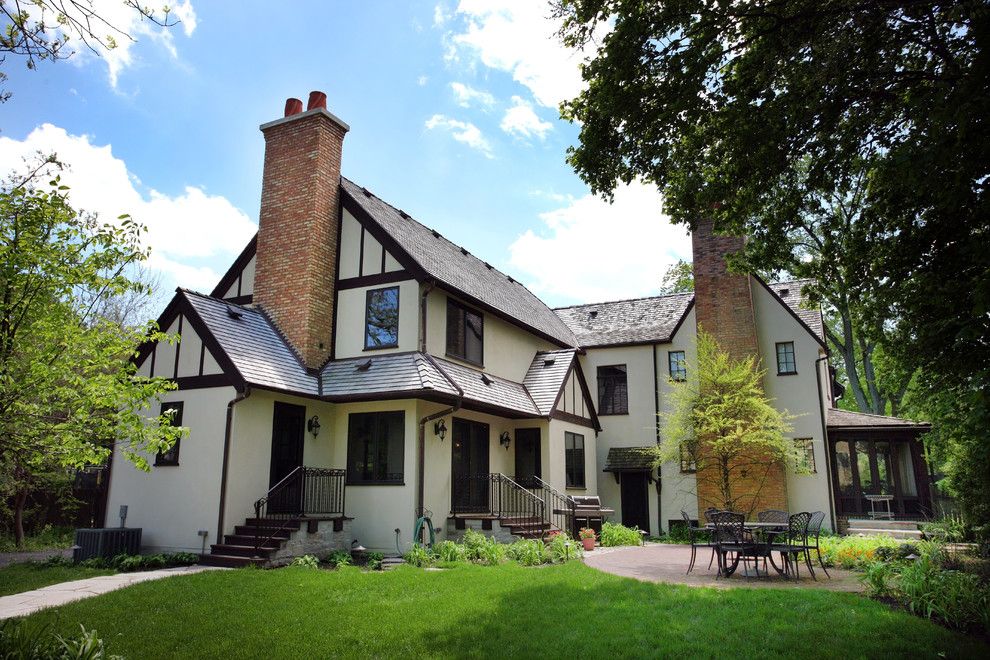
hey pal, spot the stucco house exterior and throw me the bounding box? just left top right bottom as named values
left=105, top=93, right=934, bottom=564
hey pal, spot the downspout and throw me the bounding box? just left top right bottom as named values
left=217, top=386, right=251, bottom=545
left=653, top=343, right=662, bottom=535
left=815, top=354, right=838, bottom=530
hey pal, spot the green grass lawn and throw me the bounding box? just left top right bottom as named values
left=0, top=563, right=116, bottom=597
left=17, top=562, right=986, bottom=658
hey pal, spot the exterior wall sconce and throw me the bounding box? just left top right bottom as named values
left=434, top=419, right=447, bottom=441
left=307, top=415, right=321, bottom=438
left=499, top=431, right=511, bottom=450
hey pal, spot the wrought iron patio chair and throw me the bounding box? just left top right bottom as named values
left=702, top=508, right=721, bottom=569
left=710, top=511, right=757, bottom=578
left=769, top=511, right=814, bottom=579
left=682, top=510, right=716, bottom=574
left=806, top=511, right=831, bottom=578
left=757, top=509, right=790, bottom=524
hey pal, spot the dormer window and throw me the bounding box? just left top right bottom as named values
left=446, top=298, right=483, bottom=365
left=365, top=287, right=399, bottom=350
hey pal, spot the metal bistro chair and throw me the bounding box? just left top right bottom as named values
left=710, top=511, right=755, bottom=578
left=682, top=510, right=716, bottom=574
left=757, top=510, right=790, bottom=525
left=703, top=508, right=721, bottom=569
left=770, top=511, right=814, bottom=579
left=806, top=511, right=831, bottom=578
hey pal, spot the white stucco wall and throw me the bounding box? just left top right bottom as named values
left=135, top=316, right=223, bottom=380
left=105, top=386, right=236, bottom=553
left=333, top=279, right=419, bottom=359
left=424, top=289, right=555, bottom=381
left=338, top=209, right=405, bottom=279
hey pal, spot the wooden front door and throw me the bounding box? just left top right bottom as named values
left=452, top=418, right=490, bottom=513
left=513, top=428, right=541, bottom=488
left=620, top=472, right=650, bottom=531
left=268, top=402, right=306, bottom=513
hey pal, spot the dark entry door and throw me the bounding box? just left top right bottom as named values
left=452, top=418, right=490, bottom=513
left=269, top=402, right=306, bottom=513
left=620, top=472, right=650, bottom=531
left=514, top=428, right=541, bottom=488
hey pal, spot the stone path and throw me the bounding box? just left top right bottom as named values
left=584, top=543, right=863, bottom=591
left=0, top=565, right=220, bottom=620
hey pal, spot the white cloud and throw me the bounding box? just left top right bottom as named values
left=417, top=75, right=430, bottom=86
left=27, top=0, right=198, bottom=88
left=500, top=95, right=552, bottom=139
left=0, top=124, right=256, bottom=292
left=424, top=114, right=494, bottom=158
left=434, top=3, right=450, bottom=27
left=450, top=82, right=495, bottom=109
left=450, top=0, right=606, bottom=108
left=508, top=181, right=691, bottom=304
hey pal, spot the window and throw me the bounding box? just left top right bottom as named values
left=346, top=411, right=405, bottom=484
left=597, top=365, right=628, bottom=415
left=776, top=341, right=797, bottom=375
left=679, top=443, right=696, bottom=473
left=668, top=351, right=687, bottom=382
left=365, top=287, right=399, bottom=349
left=446, top=298, right=483, bottom=365
left=564, top=432, right=585, bottom=488
left=155, top=402, right=183, bottom=466
left=794, top=438, right=816, bottom=473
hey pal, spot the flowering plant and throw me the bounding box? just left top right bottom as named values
left=578, top=527, right=596, bottom=540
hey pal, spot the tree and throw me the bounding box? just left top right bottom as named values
left=0, top=158, right=181, bottom=545
left=0, top=1, right=180, bottom=101
left=556, top=0, right=989, bottom=530
left=658, top=259, right=693, bottom=294
left=656, top=332, right=803, bottom=514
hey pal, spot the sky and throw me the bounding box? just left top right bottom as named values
left=0, top=1, right=691, bottom=309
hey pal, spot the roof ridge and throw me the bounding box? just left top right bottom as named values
left=830, top=407, right=924, bottom=422
left=553, top=290, right=694, bottom=311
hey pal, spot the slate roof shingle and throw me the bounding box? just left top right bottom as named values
left=554, top=293, right=694, bottom=348
left=341, top=177, right=578, bottom=348
left=319, top=352, right=459, bottom=399
left=433, top=357, right=540, bottom=417
left=603, top=446, right=657, bottom=472
left=827, top=408, right=930, bottom=429
left=764, top=279, right=824, bottom=342
left=522, top=349, right=577, bottom=415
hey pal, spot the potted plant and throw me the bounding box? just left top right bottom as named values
left=579, top=527, right=596, bottom=551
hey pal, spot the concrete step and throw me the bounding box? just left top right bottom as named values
left=210, top=543, right=276, bottom=558
left=233, top=525, right=292, bottom=539
left=846, top=519, right=922, bottom=531
left=847, top=527, right=924, bottom=540
left=199, top=554, right=266, bottom=568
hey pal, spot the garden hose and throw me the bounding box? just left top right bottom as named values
left=413, top=515, right=436, bottom=548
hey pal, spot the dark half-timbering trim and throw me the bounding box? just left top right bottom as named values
left=210, top=234, right=258, bottom=299
left=338, top=270, right=411, bottom=290
left=225, top=295, right=253, bottom=305
left=550, top=409, right=597, bottom=429
left=174, top=374, right=235, bottom=390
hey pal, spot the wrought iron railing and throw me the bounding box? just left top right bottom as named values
left=529, top=476, right=575, bottom=534
left=253, top=467, right=346, bottom=555
left=451, top=473, right=545, bottom=528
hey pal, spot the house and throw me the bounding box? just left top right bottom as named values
left=105, top=93, right=934, bottom=564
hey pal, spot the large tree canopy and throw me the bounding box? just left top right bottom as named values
left=557, top=0, right=989, bottom=528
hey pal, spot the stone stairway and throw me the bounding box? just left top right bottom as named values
left=845, top=518, right=924, bottom=540
left=200, top=517, right=298, bottom=567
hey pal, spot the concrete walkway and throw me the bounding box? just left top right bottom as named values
left=584, top=543, right=863, bottom=592
left=0, top=565, right=219, bottom=620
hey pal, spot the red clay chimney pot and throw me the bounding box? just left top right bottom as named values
left=284, top=98, right=303, bottom=117
left=307, top=91, right=327, bottom=111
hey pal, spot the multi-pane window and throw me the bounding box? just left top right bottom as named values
left=597, top=365, right=628, bottom=415
left=794, top=438, right=816, bottom=473
left=679, top=443, right=696, bottom=473
left=565, top=431, right=586, bottom=488
left=776, top=342, right=797, bottom=375
left=668, top=350, right=687, bottom=382
left=365, top=287, right=400, bottom=349
left=446, top=298, right=483, bottom=365
left=155, top=402, right=183, bottom=466
left=346, top=411, right=405, bottom=484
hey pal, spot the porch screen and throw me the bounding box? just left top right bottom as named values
left=346, top=411, right=405, bottom=484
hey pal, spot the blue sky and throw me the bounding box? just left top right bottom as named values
left=0, top=1, right=690, bottom=309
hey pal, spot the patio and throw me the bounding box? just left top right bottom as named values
left=583, top=544, right=863, bottom=592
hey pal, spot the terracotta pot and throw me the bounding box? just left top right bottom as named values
left=582, top=537, right=595, bottom=551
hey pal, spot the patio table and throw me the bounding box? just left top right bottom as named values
left=704, top=521, right=788, bottom=578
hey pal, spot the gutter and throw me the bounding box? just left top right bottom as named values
left=815, top=354, right=838, bottom=531
left=216, top=386, right=251, bottom=545
left=653, top=343, right=662, bottom=535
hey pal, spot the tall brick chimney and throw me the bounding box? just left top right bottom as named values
left=253, top=91, right=349, bottom=368
left=691, top=220, right=787, bottom=515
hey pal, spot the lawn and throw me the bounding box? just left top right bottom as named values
left=0, top=563, right=115, bottom=597
left=17, top=562, right=986, bottom=658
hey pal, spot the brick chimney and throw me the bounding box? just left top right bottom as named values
left=253, top=91, right=349, bottom=368
left=691, top=220, right=787, bottom=515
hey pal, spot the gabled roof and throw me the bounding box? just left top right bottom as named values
left=827, top=408, right=931, bottom=430
left=757, top=278, right=825, bottom=345
left=319, top=352, right=459, bottom=400
left=603, top=446, right=657, bottom=472
left=523, top=349, right=579, bottom=415
left=340, top=177, right=578, bottom=348
left=554, top=293, right=694, bottom=348
left=433, top=356, right=540, bottom=418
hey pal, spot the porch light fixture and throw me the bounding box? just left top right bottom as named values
left=307, top=415, right=321, bottom=438
left=434, top=419, right=447, bottom=441
left=499, top=431, right=511, bottom=450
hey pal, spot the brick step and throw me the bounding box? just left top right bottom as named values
left=199, top=553, right=267, bottom=568
left=233, top=525, right=292, bottom=539
left=847, top=527, right=924, bottom=539
left=846, top=519, right=922, bottom=531
left=210, top=543, right=276, bottom=558
left=244, top=518, right=300, bottom=530
left=223, top=534, right=283, bottom=548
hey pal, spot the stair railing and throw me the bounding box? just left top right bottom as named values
left=530, top=476, right=576, bottom=535
left=253, top=466, right=346, bottom=556
left=451, top=473, right=545, bottom=534
left=492, top=473, right=545, bottom=528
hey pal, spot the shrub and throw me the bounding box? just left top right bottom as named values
left=77, top=552, right=199, bottom=572
left=818, top=535, right=901, bottom=569
left=547, top=532, right=578, bottom=564
left=323, top=551, right=352, bottom=569
left=662, top=522, right=694, bottom=544
left=290, top=555, right=320, bottom=569
left=921, top=514, right=970, bottom=544
left=403, top=543, right=433, bottom=568
left=506, top=539, right=548, bottom=566
left=460, top=529, right=489, bottom=561
left=897, top=555, right=990, bottom=633
left=599, top=522, right=642, bottom=547
left=0, top=620, right=121, bottom=659
left=861, top=560, right=898, bottom=599
left=477, top=538, right=507, bottom=566
left=366, top=551, right=385, bottom=571
left=432, top=540, right=466, bottom=564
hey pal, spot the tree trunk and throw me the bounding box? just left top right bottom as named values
left=13, top=488, right=27, bottom=547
